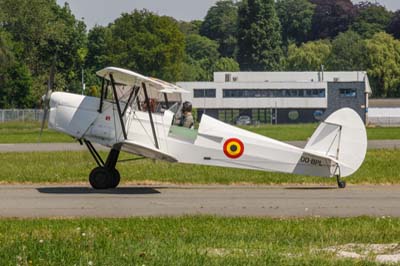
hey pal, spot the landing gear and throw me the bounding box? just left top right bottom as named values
left=336, top=175, right=346, bottom=189
left=84, top=140, right=121, bottom=189
left=89, top=167, right=120, bottom=189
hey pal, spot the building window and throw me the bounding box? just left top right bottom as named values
left=194, top=89, right=216, bottom=98
left=225, top=74, right=231, bottom=82
left=340, top=89, right=357, bottom=98
left=222, top=89, right=326, bottom=98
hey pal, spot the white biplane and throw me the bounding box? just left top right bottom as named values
left=43, top=67, right=367, bottom=189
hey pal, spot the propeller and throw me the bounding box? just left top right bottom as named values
left=38, top=62, right=56, bottom=142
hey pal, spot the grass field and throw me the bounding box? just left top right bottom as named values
left=0, top=149, right=399, bottom=185
left=0, top=122, right=73, bottom=143
left=0, top=216, right=399, bottom=265
left=1, top=121, right=400, bottom=143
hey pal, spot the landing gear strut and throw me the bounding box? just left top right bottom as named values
left=336, top=175, right=346, bottom=189
left=84, top=140, right=121, bottom=189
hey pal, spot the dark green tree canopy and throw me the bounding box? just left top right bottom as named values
left=276, top=0, right=315, bottom=45
left=106, top=10, right=185, bottom=82
left=237, top=0, right=283, bottom=71
left=387, top=11, right=400, bottom=39
left=351, top=2, right=393, bottom=38
left=200, top=0, right=238, bottom=58
left=310, top=0, right=355, bottom=40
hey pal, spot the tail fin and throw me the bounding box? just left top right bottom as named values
left=304, top=108, right=367, bottom=177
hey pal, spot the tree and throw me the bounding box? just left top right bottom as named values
left=213, top=57, right=240, bottom=72
left=107, top=10, right=185, bottom=82
left=387, top=11, right=400, bottom=39
left=237, top=0, right=283, bottom=71
left=310, top=0, right=355, bottom=40
left=200, top=0, right=238, bottom=58
left=86, top=26, right=113, bottom=70
left=351, top=2, right=393, bottom=38
left=285, top=40, right=332, bottom=71
left=0, top=0, right=88, bottom=97
left=179, top=20, right=202, bottom=36
left=364, top=32, right=400, bottom=97
left=184, top=34, right=220, bottom=81
left=185, top=34, right=220, bottom=61
left=276, top=0, right=315, bottom=45
left=327, top=30, right=366, bottom=71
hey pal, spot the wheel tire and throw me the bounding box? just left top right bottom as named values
left=109, top=169, right=121, bottom=189
left=89, top=167, right=111, bottom=189
left=338, top=181, right=346, bottom=189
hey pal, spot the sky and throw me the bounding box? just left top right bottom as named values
left=56, top=0, right=400, bottom=29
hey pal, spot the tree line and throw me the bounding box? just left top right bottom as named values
left=1, top=0, right=400, bottom=108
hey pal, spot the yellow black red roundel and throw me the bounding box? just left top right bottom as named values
left=223, top=138, right=244, bottom=159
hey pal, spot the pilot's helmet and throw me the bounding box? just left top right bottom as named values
left=182, top=101, right=192, bottom=113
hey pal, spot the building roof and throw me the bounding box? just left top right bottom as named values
left=213, top=71, right=372, bottom=94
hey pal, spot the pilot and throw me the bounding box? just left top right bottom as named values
left=175, top=101, right=194, bottom=129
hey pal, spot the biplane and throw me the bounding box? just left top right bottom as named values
left=42, top=67, right=368, bottom=189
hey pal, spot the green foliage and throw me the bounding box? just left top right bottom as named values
left=200, top=0, right=238, bottom=58
left=105, top=10, right=185, bottom=82
left=351, top=2, right=393, bottom=38
left=286, top=40, right=331, bottom=71
left=364, top=32, right=400, bottom=97
left=276, top=0, right=315, bottom=45
left=0, top=0, right=87, bottom=104
left=86, top=26, right=113, bottom=70
left=185, top=34, right=219, bottom=61
left=183, top=34, right=240, bottom=81
left=237, top=0, right=283, bottom=71
left=213, top=57, right=240, bottom=72
left=327, top=30, right=366, bottom=71
left=178, top=20, right=202, bottom=35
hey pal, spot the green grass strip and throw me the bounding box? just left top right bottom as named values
left=0, top=216, right=398, bottom=265
left=0, top=149, right=399, bottom=184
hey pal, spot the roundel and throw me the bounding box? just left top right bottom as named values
left=223, top=138, right=244, bottom=159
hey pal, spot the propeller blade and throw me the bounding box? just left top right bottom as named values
left=38, top=62, right=56, bottom=142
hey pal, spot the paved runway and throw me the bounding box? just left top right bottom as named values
left=0, top=140, right=399, bottom=153
left=0, top=185, right=399, bottom=218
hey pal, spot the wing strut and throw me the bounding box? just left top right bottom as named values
left=142, top=82, right=159, bottom=149
left=110, top=74, right=128, bottom=140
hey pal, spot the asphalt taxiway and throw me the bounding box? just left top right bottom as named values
left=0, top=185, right=399, bottom=218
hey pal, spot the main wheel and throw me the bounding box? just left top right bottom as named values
left=109, top=169, right=121, bottom=189
left=89, top=167, right=112, bottom=189
left=338, top=181, right=346, bottom=189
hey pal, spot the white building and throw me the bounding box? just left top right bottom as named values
left=178, top=71, right=372, bottom=124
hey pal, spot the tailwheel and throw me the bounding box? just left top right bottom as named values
left=336, top=175, right=346, bottom=189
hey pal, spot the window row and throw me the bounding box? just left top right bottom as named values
left=222, top=89, right=326, bottom=98
left=193, top=89, right=216, bottom=98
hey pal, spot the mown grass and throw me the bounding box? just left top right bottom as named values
left=0, top=122, right=73, bottom=143
left=0, top=216, right=398, bottom=265
left=0, top=149, right=398, bottom=185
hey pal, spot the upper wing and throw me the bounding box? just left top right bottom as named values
left=96, top=67, right=188, bottom=94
